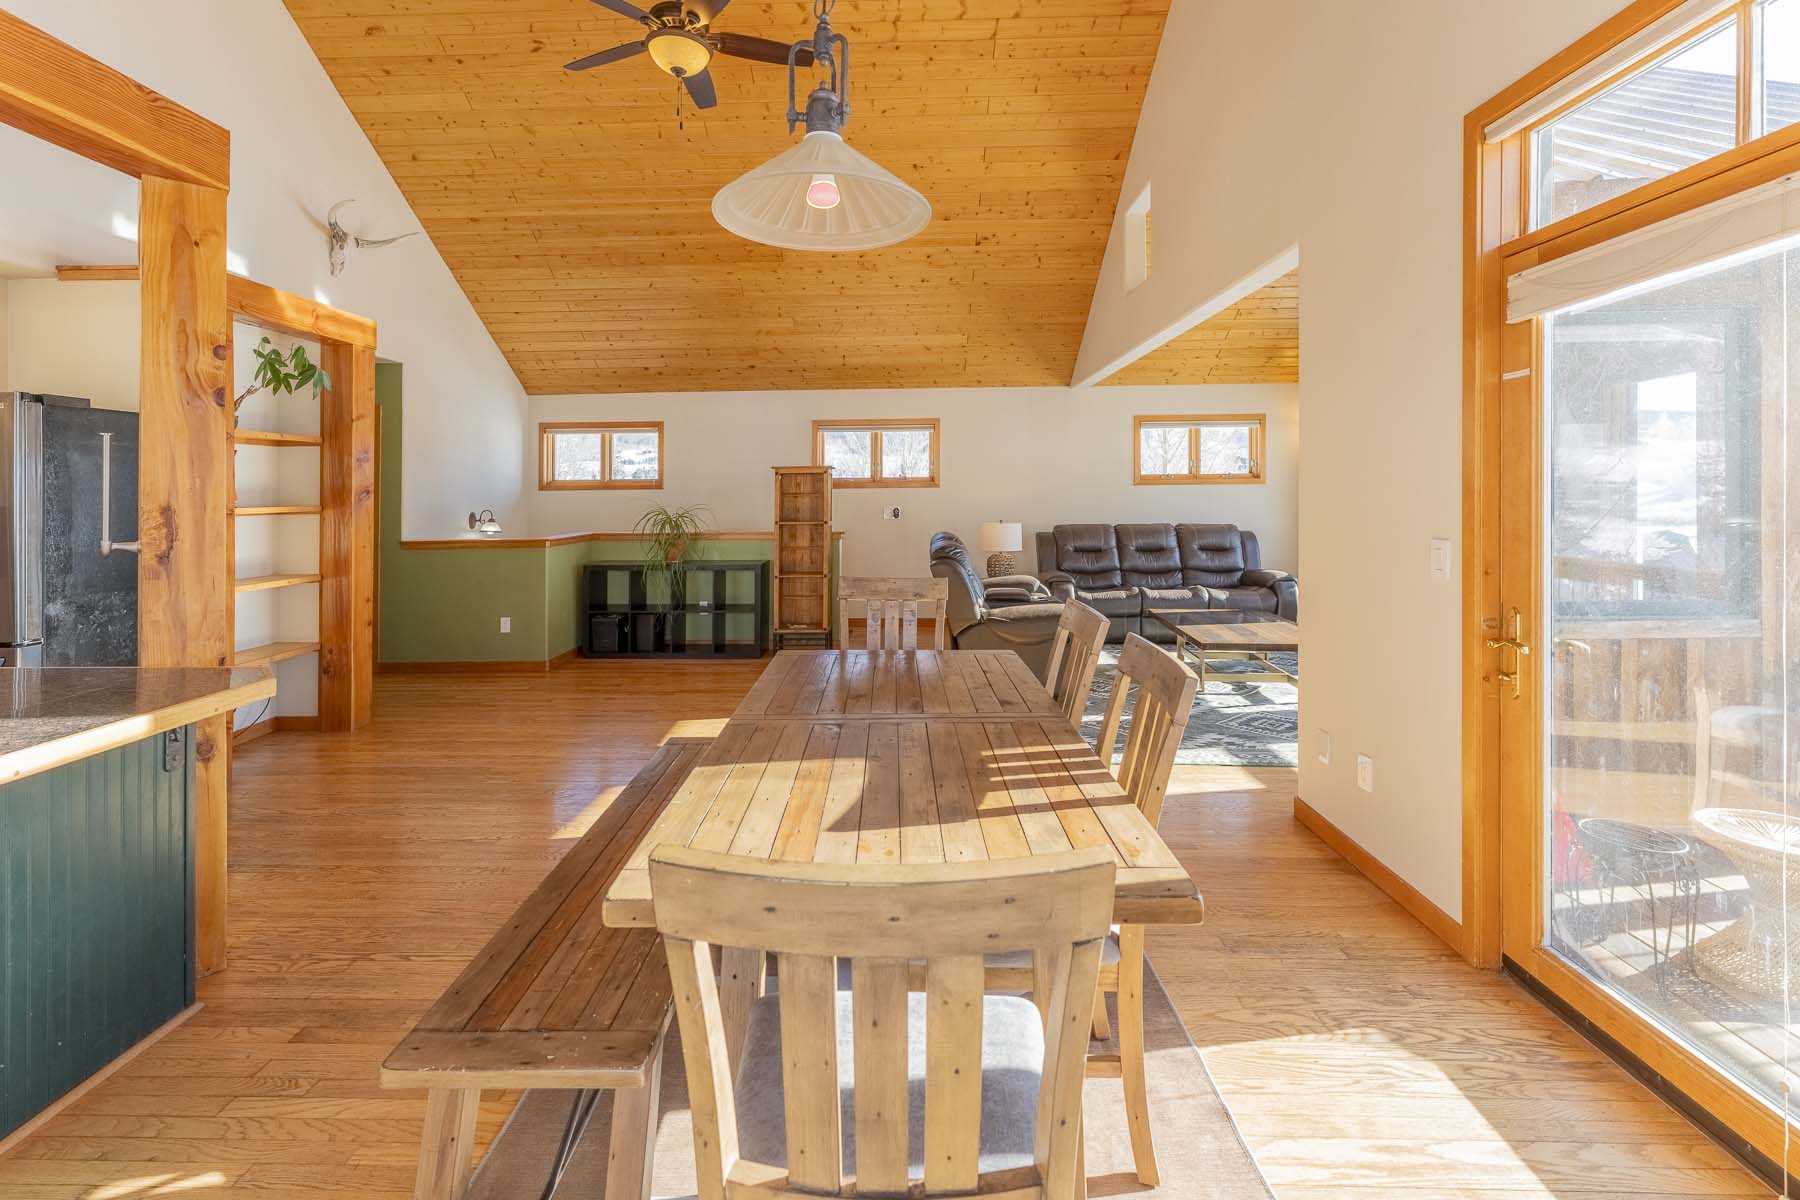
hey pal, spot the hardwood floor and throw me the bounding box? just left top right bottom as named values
left=0, top=663, right=1770, bottom=1198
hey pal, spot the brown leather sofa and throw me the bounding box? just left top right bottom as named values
left=1034, top=523, right=1297, bottom=642
left=928, top=531, right=1065, bottom=677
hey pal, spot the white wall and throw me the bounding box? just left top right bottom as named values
left=3, top=279, right=140, bottom=410
left=530, top=385, right=1300, bottom=579
left=0, top=1, right=528, bottom=537
left=1075, top=1, right=1633, bottom=919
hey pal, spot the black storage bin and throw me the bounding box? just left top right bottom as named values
left=629, top=611, right=664, bottom=653
left=589, top=613, right=627, bottom=654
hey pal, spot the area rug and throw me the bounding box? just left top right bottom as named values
left=1082, top=648, right=1299, bottom=768
left=466, top=961, right=1273, bottom=1200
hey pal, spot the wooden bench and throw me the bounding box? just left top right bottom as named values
left=382, top=738, right=708, bottom=1200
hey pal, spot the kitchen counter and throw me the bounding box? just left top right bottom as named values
left=0, top=666, right=275, bottom=785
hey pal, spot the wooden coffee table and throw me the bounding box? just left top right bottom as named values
left=1147, top=609, right=1300, bottom=692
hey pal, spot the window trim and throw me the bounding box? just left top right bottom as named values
left=1131, top=413, right=1267, bottom=485
left=812, top=418, right=941, bottom=488
left=537, top=421, right=664, bottom=491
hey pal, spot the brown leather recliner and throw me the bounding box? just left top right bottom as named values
left=1035, top=523, right=1297, bottom=643
left=928, top=532, right=1064, bottom=678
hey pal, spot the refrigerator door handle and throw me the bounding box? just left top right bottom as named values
left=99, top=432, right=139, bottom=557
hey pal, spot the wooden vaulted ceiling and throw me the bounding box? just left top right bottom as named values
left=1100, top=271, right=1299, bottom=386
left=284, top=0, right=1171, bottom=394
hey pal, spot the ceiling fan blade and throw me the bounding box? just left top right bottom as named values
left=682, top=68, right=719, bottom=109
left=566, top=41, right=647, bottom=70
left=712, top=31, right=813, bottom=66
left=588, top=0, right=655, bottom=24
left=684, top=0, right=730, bottom=26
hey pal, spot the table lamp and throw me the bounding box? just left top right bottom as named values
left=979, top=521, right=1023, bottom=578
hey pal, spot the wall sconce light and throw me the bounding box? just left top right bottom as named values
left=468, top=509, right=502, bottom=536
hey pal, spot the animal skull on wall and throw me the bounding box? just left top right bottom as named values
left=326, top=199, right=420, bottom=277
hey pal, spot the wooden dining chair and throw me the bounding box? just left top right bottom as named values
left=651, top=845, right=1114, bottom=1200
left=1042, top=599, right=1109, bottom=729
left=987, top=632, right=1197, bottom=1187
left=837, top=576, right=949, bottom=651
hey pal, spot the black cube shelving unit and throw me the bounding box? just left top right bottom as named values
left=581, top=560, right=770, bottom=658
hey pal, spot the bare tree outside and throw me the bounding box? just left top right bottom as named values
left=1138, top=425, right=1188, bottom=475
left=820, top=430, right=872, bottom=479
left=881, top=428, right=933, bottom=478
left=552, top=432, right=604, bottom=481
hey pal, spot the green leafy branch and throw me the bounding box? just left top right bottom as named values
left=233, top=337, right=332, bottom=414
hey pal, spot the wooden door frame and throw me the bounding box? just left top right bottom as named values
left=0, top=11, right=234, bottom=970
left=1463, top=0, right=1800, bottom=1170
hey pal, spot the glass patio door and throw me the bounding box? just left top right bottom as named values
left=1504, top=232, right=1798, bottom=1128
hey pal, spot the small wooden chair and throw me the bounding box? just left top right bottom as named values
left=651, top=846, right=1114, bottom=1200
left=988, top=632, right=1197, bottom=1187
left=837, top=576, right=949, bottom=651
left=1042, top=600, right=1109, bottom=730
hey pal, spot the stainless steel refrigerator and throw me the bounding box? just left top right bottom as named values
left=0, top=393, right=138, bottom=666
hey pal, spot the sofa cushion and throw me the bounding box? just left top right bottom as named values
left=1175, top=524, right=1248, bottom=588
left=1117, top=523, right=1183, bottom=588
left=1067, top=587, right=1141, bottom=621
left=1202, top=586, right=1279, bottom=613
left=1051, top=525, right=1122, bottom=589
left=1140, top=586, right=1211, bottom=614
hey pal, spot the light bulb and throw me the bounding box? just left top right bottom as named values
left=805, top=173, right=841, bottom=210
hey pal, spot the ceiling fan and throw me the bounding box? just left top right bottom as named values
left=566, top=0, right=815, bottom=109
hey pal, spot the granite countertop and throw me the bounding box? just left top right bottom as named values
left=0, top=667, right=276, bottom=785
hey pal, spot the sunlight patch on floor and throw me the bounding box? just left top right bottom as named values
left=86, top=1172, right=230, bottom=1198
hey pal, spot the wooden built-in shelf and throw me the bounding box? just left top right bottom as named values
left=234, top=573, right=323, bottom=593
left=234, top=641, right=320, bottom=667
left=231, top=505, right=322, bottom=516
left=232, top=429, right=322, bottom=448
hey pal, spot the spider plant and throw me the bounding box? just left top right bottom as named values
left=634, top=503, right=711, bottom=606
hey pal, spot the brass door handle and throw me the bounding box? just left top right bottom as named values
left=1487, top=608, right=1530, bottom=699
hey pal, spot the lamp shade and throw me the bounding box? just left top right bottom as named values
left=979, top=521, right=1022, bottom=554
left=713, top=131, right=931, bottom=252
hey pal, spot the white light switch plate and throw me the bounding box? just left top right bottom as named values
left=1356, top=754, right=1374, bottom=793
left=499, top=617, right=512, bottom=634
left=1430, top=538, right=1452, bottom=579
left=1317, top=730, right=1331, bottom=766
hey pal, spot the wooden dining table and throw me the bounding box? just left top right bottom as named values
left=604, top=649, right=1203, bottom=928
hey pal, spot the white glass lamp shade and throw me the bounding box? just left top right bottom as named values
left=979, top=521, right=1022, bottom=554
left=713, top=131, right=931, bottom=251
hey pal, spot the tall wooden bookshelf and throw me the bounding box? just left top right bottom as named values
left=772, top=466, right=832, bottom=647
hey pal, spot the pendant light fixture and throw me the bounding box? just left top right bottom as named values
left=712, top=0, right=931, bottom=251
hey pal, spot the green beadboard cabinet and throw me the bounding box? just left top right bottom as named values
left=0, top=726, right=195, bottom=1138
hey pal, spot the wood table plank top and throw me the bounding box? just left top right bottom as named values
left=733, top=649, right=1062, bottom=721
left=609, top=652, right=1203, bottom=928
left=1147, top=612, right=1301, bottom=653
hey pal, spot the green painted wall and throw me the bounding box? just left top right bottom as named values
left=377, top=368, right=839, bottom=664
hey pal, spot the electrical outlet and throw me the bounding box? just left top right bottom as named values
left=882, top=506, right=902, bottom=520
left=1316, top=730, right=1331, bottom=766
left=499, top=616, right=512, bottom=634
left=1356, top=754, right=1374, bottom=793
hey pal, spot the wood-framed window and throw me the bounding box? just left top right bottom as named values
left=812, top=418, right=940, bottom=488
left=1132, top=414, right=1265, bottom=484
left=538, top=421, right=663, bottom=490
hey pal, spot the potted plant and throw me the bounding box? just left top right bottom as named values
left=632, top=503, right=711, bottom=648
left=233, top=337, right=331, bottom=415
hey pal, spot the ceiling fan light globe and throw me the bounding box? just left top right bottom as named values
left=646, top=28, right=713, bottom=77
